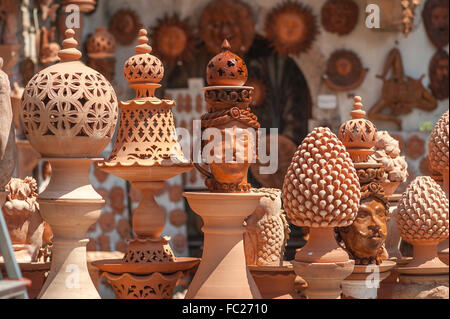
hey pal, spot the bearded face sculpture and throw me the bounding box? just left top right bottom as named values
left=429, top=49, right=449, bottom=100
left=337, top=183, right=390, bottom=265
left=423, top=0, right=449, bottom=48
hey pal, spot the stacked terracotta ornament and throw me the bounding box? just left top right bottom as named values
left=282, top=126, right=361, bottom=299
left=393, top=176, right=449, bottom=299
left=86, top=27, right=116, bottom=81
left=428, top=111, right=449, bottom=265
left=183, top=40, right=263, bottom=299
left=336, top=96, right=396, bottom=299
left=20, top=29, right=119, bottom=299
left=243, top=188, right=302, bottom=299
left=92, top=29, right=199, bottom=299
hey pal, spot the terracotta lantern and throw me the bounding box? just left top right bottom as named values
left=183, top=39, right=263, bottom=299
left=282, top=127, right=360, bottom=298
left=396, top=176, right=449, bottom=272
left=196, top=39, right=259, bottom=192
left=20, top=29, right=119, bottom=299
left=93, top=29, right=199, bottom=299
left=86, top=27, right=116, bottom=81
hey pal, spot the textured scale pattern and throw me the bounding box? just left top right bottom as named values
left=282, top=127, right=361, bottom=227
left=397, top=176, right=449, bottom=243
left=428, top=111, right=449, bottom=172
left=255, top=214, right=288, bottom=265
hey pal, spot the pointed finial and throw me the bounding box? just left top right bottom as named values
left=135, top=29, right=152, bottom=54
left=221, top=39, right=231, bottom=52
left=58, top=29, right=82, bottom=62
left=350, top=96, right=365, bottom=119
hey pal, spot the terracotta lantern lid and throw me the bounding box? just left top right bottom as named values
left=20, top=29, right=118, bottom=157
left=123, top=29, right=164, bottom=98
left=428, top=111, right=449, bottom=173
left=86, top=27, right=116, bottom=59
left=397, top=176, right=449, bottom=243
left=338, top=96, right=378, bottom=163
left=206, top=39, right=248, bottom=86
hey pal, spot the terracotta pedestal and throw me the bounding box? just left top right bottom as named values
left=377, top=257, right=411, bottom=299
left=341, top=260, right=396, bottom=299
left=183, top=192, right=262, bottom=299
left=248, top=262, right=304, bottom=299
left=37, top=158, right=104, bottom=299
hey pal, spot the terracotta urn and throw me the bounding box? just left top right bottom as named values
left=396, top=176, right=449, bottom=273
left=283, top=127, right=361, bottom=298
left=19, top=29, right=118, bottom=299
left=196, top=39, right=259, bottom=193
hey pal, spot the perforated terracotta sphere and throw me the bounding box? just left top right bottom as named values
left=86, top=27, right=116, bottom=59
left=206, top=39, right=248, bottom=86
left=397, top=176, right=449, bottom=243
left=428, top=111, right=449, bottom=172
left=282, top=127, right=361, bottom=228
left=20, top=29, right=118, bottom=157
left=124, top=29, right=164, bottom=84
left=338, top=96, right=377, bottom=162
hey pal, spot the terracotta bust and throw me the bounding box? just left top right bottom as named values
left=244, top=188, right=290, bottom=266
left=1, top=177, right=52, bottom=262
left=337, top=182, right=390, bottom=265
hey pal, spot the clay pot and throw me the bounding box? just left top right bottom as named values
left=20, top=29, right=119, bottom=157
left=86, top=27, right=116, bottom=59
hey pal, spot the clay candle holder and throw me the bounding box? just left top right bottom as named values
left=195, top=39, right=259, bottom=193
left=93, top=30, right=198, bottom=299
left=86, top=27, right=116, bottom=81
left=282, top=127, right=361, bottom=299
left=428, top=111, right=449, bottom=265
left=19, top=29, right=119, bottom=299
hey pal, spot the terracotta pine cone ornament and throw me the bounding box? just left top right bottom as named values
left=428, top=111, right=449, bottom=194
left=20, top=29, right=118, bottom=157
left=283, top=127, right=361, bottom=228
left=396, top=176, right=449, bottom=269
left=206, top=39, right=247, bottom=86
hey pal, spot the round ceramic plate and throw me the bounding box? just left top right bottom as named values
left=396, top=265, right=449, bottom=275
left=92, top=257, right=200, bottom=275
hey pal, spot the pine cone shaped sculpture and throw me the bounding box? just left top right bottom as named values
left=397, top=176, right=449, bottom=243
left=428, top=111, right=449, bottom=173
left=282, top=127, right=361, bottom=228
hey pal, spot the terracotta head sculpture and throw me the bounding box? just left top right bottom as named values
left=1, top=177, right=52, bottom=262
left=429, top=49, right=449, bottom=100
left=244, top=188, right=290, bottom=266
left=423, top=0, right=449, bottom=48
left=337, top=182, right=390, bottom=265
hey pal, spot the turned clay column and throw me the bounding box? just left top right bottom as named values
left=19, top=29, right=119, bottom=298
left=282, top=127, right=361, bottom=299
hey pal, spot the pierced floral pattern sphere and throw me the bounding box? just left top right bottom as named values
left=86, top=27, right=116, bottom=59
left=20, top=29, right=118, bottom=157
left=397, top=176, right=449, bottom=243
left=282, top=127, right=361, bottom=228
left=428, top=110, right=449, bottom=172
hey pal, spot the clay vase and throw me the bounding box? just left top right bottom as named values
left=183, top=192, right=263, bottom=299
left=396, top=176, right=449, bottom=273
left=283, top=127, right=360, bottom=298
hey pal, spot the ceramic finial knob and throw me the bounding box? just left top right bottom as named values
left=58, top=29, right=82, bottom=62
left=350, top=96, right=365, bottom=119
left=221, top=38, right=231, bottom=51
left=135, top=29, right=153, bottom=54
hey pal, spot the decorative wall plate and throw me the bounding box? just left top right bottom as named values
left=321, top=0, right=359, bottom=36
left=422, top=0, right=449, bottom=48
left=429, top=49, right=449, bottom=100
left=109, top=9, right=141, bottom=46
left=199, top=0, right=255, bottom=56
left=150, top=13, right=195, bottom=67
left=264, top=1, right=319, bottom=56
left=323, top=49, right=368, bottom=91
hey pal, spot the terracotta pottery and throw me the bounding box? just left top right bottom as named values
left=385, top=194, right=404, bottom=260
left=0, top=60, right=16, bottom=190
left=249, top=262, right=304, bottom=299
left=341, top=260, right=396, bottom=299
left=264, top=1, right=319, bottom=56
left=197, top=40, right=259, bottom=193
left=283, top=127, right=360, bottom=298
left=428, top=111, right=449, bottom=197
left=323, top=50, right=368, bottom=91
left=396, top=176, right=449, bottom=274
left=108, top=9, right=141, bottom=46
left=21, top=29, right=119, bottom=157
left=0, top=44, right=21, bottom=75
left=37, top=0, right=59, bottom=22
left=321, top=0, right=359, bottom=36
left=199, top=0, right=255, bottom=56
left=429, top=49, right=449, bottom=100
left=368, top=48, right=437, bottom=130
left=393, top=273, right=449, bottom=299
left=86, top=27, right=116, bottom=59
left=39, top=27, right=60, bottom=65
left=61, top=0, right=96, bottom=13
left=244, top=188, right=290, bottom=266
left=0, top=0, right=19, bottom=44
left=422, top=0, right=449, bottom=48
left=183, top=192, right=263, bottom=299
